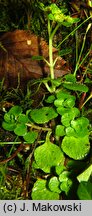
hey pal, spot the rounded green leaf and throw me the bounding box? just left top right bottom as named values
left=65, top=74, right=76, bottom=83
left=61, top=112, right=73, bottom=127
left=23, top=131, right=38, bottom=143
left=66, top=124, right=89, bottom=137
left=55, top=125, right=65, bottom=137
left=72, top=117, right=89, bottom=128
left=63, top=96, right=75, bottom=108
left=71, top=117, right=89, bottom=137
left=54, top=99, right=64, bottom=107
left=18, top=114, right=29, bottom=123
left=54, top=93, right=75, bottom=108
left=60, top=179, right=73, bottom=195
left=34, top=141, right=64, bottom=173
left=48, top=177, right=61, bottom=193
left=66, top=127, right=76, bottom=137
left=32, top=179, right=59, bottom=200
left=57, top=107, right=70, bottom=115
left=61, top=136, right=90, bottom=160
left=45, top=95, right=55, bottom=103
left=4, top=112, right=16, bottom=123
left=77, top=181, right=92, bottom=200
left=55, top=165, right=66, bottom=175
left=8, top=105, right=22, bottom=116
left=61, top=108, right=80, bottom=127
left=56, top=90, right=70, bottom=99
left=30, top=107, right=58, bottom=124
left=48, top=13, right=54, bottom=20
left=57, top=107, right=80, bottom=117
left=59, top=171, right=70, bottom=182
left=2, top=121, right=16, bottom=131
left=14, top=123, right=27, bottom=136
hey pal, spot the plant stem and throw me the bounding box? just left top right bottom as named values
left=81, top=59, right=92, bottom=81
left=48, top=19, right=54, bottom=80
left=0, top=142, right=24, bottom=145
left=43, top=58, right=50, bottom=66
left=81, top=92, right=92, bottom=108
left=48, top=20, right=60, bottom=80
left=44, top=82, right=53, bottom=93
left=75, top=23, right=79, bottom=64
left=77, top=46, right=92, bottom=73
left=74, top=24, right=92, bottom=76
left=51, top=23, right=60, bottom=39
left=0, top=141, right=45, bottom=145
left=49, top=34, right=54, bottom=79
left=57, top=16, right=91, bottom=49
left=26, top=123, right=52, bottom=131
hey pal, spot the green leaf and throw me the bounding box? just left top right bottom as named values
left=3, top=106, right=22, bottom=124
left=57, top=107, right=70, bottom=115
left=62, top=21, right=74, bottom=27
left=18, top=114, right=29, bottom=123
left=48, top=13, right=54, bottom=20
left=54, top=92, right=76, bottom=108
left=59, top=48, right=72, bottom=57
left=31, top=55, right=44, bottom=60
left=71, top=17, right=80, bottom=23
left=14, top=123, right=27, bottom=136
left=23, top=131, right=38, bottom=143
left=61, top=136, right=90, bottom=160
left=54, top=13, right=67, bottom=23
left=2, top=121, right=16, bottom=131
left=63, top=83, right=88, bottom=92
left=54, top=98, right=64, bottom=107
left=66, top=127, right=77, bottom=137
left=55, top=125, right=65, bottom=137
left=71, top=117, right=89, bottom=128
left=66, top=117, right=89, bottom=137
left=77, top=181, right=92, bottom=200
left=61, top=112, right=74, bottom=127
left=50, top=3, right=60, bottom=14
left=63, top=96, right=75, bottom=108
left=70, top=117, right=89, bottom=137
left=34, top=141, right=64, bottom=173
left=64, top=74, right=76, bottom=83
left=32, top=179, right=59, bottom=200
left=55, top=165, right=66, bottom=175
left=38, top=2, right=45, bottom=10
left=8, top=105, right=22, bottom=116
left=4, top=112, right=16, bottom=123
left=56, top=90, right=70, bottom=99
left=54, top=95, right=75, bottom=108
left=60, top=179, right=73, bottom=195
left=48, top=177, right=61, bottom=193
left=45, top=95, right=55, bottom=103
left=57, top=107, right=80, bottom=117
left=77, top=165, right=92, bottom=182
left=51, top=79, right=62, bottom=87
left=59, top=171, right=70, bottom=182
left=62, top=17, right=80, bottom=27
left=30, top=107, right=58, bottom=124
left=61, top=108, right=80, bottom=127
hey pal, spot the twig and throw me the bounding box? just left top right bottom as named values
left=0, top=143, right=24, bottom=164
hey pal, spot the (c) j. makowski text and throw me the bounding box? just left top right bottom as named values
left=19, top=202, right=82, bottom=212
